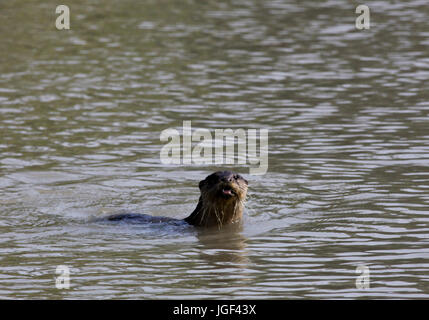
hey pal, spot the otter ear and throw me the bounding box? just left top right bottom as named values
left=199, top=179, right=206, bottom=190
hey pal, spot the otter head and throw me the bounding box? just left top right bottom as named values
left=185, top=171, right=248, bottom=228
left=199, top=171, right=248, bottom=203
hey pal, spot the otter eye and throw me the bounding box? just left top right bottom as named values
left=235, top=174, right=248, bottom=185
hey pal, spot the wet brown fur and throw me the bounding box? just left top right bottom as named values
left=105, top=171, right=248, bottom=229
left=184, top=171, right=248, bottom=229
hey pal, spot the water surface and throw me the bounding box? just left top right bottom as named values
left=1, top=0, right=429, bottom=299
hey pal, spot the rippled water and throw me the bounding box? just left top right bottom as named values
left=1, top=0, right=429, bottom=299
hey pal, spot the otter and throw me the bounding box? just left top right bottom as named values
left=105, top=171, right=248, bottom=229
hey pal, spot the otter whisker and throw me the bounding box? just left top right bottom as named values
left=232, top=201, right=239, bottom=221
left=199, top=206, right=207, bottom=226
left=214, top=207, right=222, bottom=229
left=184, top=171, right=248, bottom=228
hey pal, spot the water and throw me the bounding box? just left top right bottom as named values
left=1, top=0, right=429, bottom=299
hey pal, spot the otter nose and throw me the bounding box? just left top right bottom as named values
left=220, top=173, right=234, bottom=183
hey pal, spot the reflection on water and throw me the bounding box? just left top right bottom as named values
left=1, top=0, right=429, bottom=299
left=196, top=225, right=250, bottom=265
